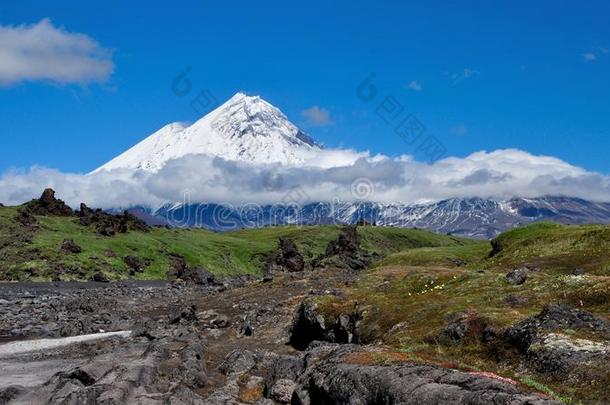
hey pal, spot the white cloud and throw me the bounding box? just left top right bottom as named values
left=582, top=47, right=609, bottom=62
left=450, top=68, right=479, bottom=85
left=407, top=80, right=422, bottom=92
left=301, top=106, right=332, bottom=126
left=0, top=18, right=114, bottom=86
left=1, top=149, right=609, bottom=209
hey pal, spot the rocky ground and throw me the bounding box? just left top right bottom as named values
left=0, top=267, right=566, bottom=405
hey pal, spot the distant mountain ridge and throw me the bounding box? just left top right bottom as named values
left=137, top=196, right=610, bottom=238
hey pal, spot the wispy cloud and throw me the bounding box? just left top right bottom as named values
left=448, top=68, right=479, bottom=85
left=407, top=80, right=422, bottom=92
left=301, top=106, right=332, bottom=126
left=0, top=18, right=114, bottom=86
left=1, top=149, right=609, bottom=209
left=582, top=47, right=608, bottom=63
left=582, top=52, right=597, bottom=62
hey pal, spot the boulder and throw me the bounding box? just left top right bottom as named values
left=289, top=302, right=328, bottom=350
left=269, top=378, right=297, bottom=403
left=60, top=239, right=82, bottom=254
left=177, top=267, right=217, bottom=286
left=278, top=238, right=305, bottom=272
left=263, top=354, right=304, bottom=403
left=91, top=272, right=109, bottom=283
left=123, top=255, right=144, bottom=274
left=238, top=318, right=254, bottom=337
left=219, top=349, right=258, bottom=376
left=291, top=344, right=562, bottom=405
left=0, top=385, right=25, bottom=404
left=314, top=225, right=376, bottom=271
left=78, top=203, right=149, bottom=236
left=170, top=305, right=198, bottom=324
left=211, top=314, right=230, bottom=329
left=572, top=268, right=585, bottom=276
left=289, top=301, right=361, bottom=350
left=267, top=238, right=305, bottom=273
left=506, top=268, right=528, bottom=285
left=526, top=333, right=609, bottom=374
left=503, top=304, right=610, bottom=353
left=438, top=310, right=495, bottom=345
left=166, top=253, right=218, bottom=285
left=15, top=209, right=37, bottom=227
left=505, top=294, right=529, bottom=308
left=325, top=225, right=359, bottom=258
left=23, top=188, right=73, bottom=217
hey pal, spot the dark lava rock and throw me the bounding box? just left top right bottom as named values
left=572, top=268, right=585, bottom=276
left=506, top=268, right=528, bottom=285
left=267, top=237, right=306, bottom=273
left=278, top=237, right=305, bottom=272
left=91, top=272, right=109, bottom=283
left=289, top=302, right=361, bottom=350
left=211, top=314, right=230, bottom=329
left=57, top=369, right=96, bottom=386
left=325, top=225, right=359, bottom=258
left=238, top=319, right=254, bottom=337
left=59, top=319, right=96, bottom=337
left=438, top=310, right=495, bottom=345
left=60, top=239, right=82, bottom=254
left=182, top=267, right=217, bottom=285
left=265, top=355, right=304, bottom=402
left=0, top=385, right=25, bottom=404
left=123, top=255, right=144, bottom=274
left=489, top=237, right=503, bottom=258
left=78, top=203, right=149, bottom=236
left=314, top=225, right=376, bottom=271
left=219, top=349, right=258, bottom=376
left=503, top=304, right=610, bottom=353
left=23, top=188, right=73, bottom=217
left=171, top=305, right=198, bottom=324
left=104, top=249, right=116, bottom=257
left=505, top=294, right=529, bottom=308
left=291, top=344, right=562, bottom=405
left=290, top=302, right=329, bottom=350
left=15, top=209, right=37, bottom=227
left=174, top=267, right=217, bottom=286
left=19, top=327, right=208, bottom=404
left=497, top=305, right=610, bottom=376
left=526, top=333, right=610, bottom=375
left=448, top=257, right=468, bottom=267
left=167, top=253, right=218, bottom=285
left=168, top=253, right=187, bottom=274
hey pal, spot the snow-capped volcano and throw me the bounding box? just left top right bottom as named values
left=94, top=92, right=320, bottom=172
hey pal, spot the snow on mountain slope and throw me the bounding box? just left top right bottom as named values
left=150, top=196, right=610, bottom=238
left=94, top=92, right=320, bottom=173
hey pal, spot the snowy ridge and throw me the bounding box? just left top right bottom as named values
left=94, top=92, right=320, bottom=173
left=150, top=196, right=610, bottom=238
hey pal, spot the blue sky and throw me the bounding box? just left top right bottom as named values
left=1, top=0, right=609, bottom=174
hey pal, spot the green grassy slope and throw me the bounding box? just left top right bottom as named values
left=487, top=221, right=610, bottom=275
left=375, top=221, right=610, bottom=276
left=0, top=205, right=468, bottom=281
left=314, top=221, right=610, bottom=403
